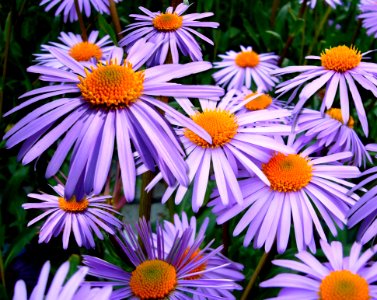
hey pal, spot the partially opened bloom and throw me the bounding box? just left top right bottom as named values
left=40, top=0, right=121, bottom=23
left=236, top=87, right=286, bottom=113
left=213, top=46, right=279, bottom=91
left=359, top=0, right=377, bottom=38
left=83, top=219, right=240, bottom=300
left=36, top=31, right=114, bottom=68
left=260, top=240, right=377, bottom=300
left=22, top=184, right=122, bottom=249
left=119, top=3, right=218, bottom=66
left=274, top=45, right=377, bottom=136
left=4, top=42, right=223, bottom=201
left=145, top=90, right=294, bottom=211
left=210, top=137, right=360, bottom=253
left=13, top=260, right=112, bottom=300
left=302, top=0, right=342, bottom=9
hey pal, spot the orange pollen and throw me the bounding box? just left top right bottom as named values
left=129, top=259, right=177, bottom=299
left=319, top=270, right=370, bottom=300
left=69, top=42, right=102, bottom=62
left=326, top=108, right=354, bottom=128
left=235, top=51, right=260, bottom=68
left=262, top=153, right=313, bottom=192
left=180, top=249, right=207, bottom=280
left=58, top=197, right=89, bottom=212
left=320, top=45, right=362, bottom=72
left=78, top=61, right=144, bottom=109
left=153, top=13, right=183, bottom=31
left=244, top=92, right=273, bottom=111
left=184, top=109, right=238, bottom=148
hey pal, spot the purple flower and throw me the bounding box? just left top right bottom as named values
left=213, top=46, right=279, bottom=91
left=3, top=41, right=223, bottom=201
left=13, top=260, right=112, bottom=300
left=260, top=240, right=377, bottom=300
left=83, top=218, right=240, bottom=300
left=119, top=3, right=218, bottom=66
left=22, top=184, right=122, bottom=249
left=273, top=45, right=377, bottom=136
left=210, top=136, right=360, bottom=253
left=301, top=0, right=342, bottom=9
left=359, top=0, right=377, bottom=38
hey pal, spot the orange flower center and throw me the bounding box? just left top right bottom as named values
left=319, top=270, right=369, bottom=300
left=129, top=259, right=177, bottom=299
left=153, top=13, right=183, bottom=31
left=262, top=153, right=312, bottom=192
left=235, top=51, right=260, bottom=68
left=326, top=108, right=354, bottom=128
left=69, top=42, right=102, bottom=62
left=244, top=92, right=273, bottom=111
left=184, top=109, right=238, bottom=148
left=180, top=249, right=207, bottom=280
left=58, top=197, right=89, bottom=212
left=78, top=61, right=144, bottom=109
left=321, top=45, right=362, bottom=72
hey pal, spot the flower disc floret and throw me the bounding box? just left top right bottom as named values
left=78, top=61, right=144, bottom=109
left=326, top=108, right=355, bottom=128
left=184, top=109, right=238, bottom=148
left=319, top=270, right=369, bottom=300
left=320, top=45, right=362, bottom=73
left=69, top=42, right=103, bottom=61
left=130, top=259, right=177, bottom=299
left=58, top=197, right=89, bottom=212
left=235, top=51, right=260, bottom=68
left=262, top=153, right=312, bottom=192
left=153, top=13, right=183, bottom=31
left=244, top=93, right=273, bottom=110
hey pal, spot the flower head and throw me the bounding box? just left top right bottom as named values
left=359, top=0, right=377, bottom=38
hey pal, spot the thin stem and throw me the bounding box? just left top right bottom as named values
left=138, top=171, right=154, bottom=221
left=0, top=247, right=6, bottom=290
left=307, top=6, right=332, bottom=56
left=108, top=0, right=123, bottom=40
left=171, top=0, right=182, bottom=9
left=351, top=19, right=362, bottom=46
left=270, top=0, right=280, bottom=27
left=0, top=12, right=12, bottom=120
left=221, top=222, right=230, bottom=256
left=74, top=0, right=87, bottom=41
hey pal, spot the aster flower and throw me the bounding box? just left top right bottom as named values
left=273, top=45, right=377, bottom=136
left=213, top=46, right=279, bottom=91
left=35, top=31, right=115, bottom=68
left=260, top=240, right=377, bottom=300
left=119, top=3, right=219, bottom=66
left=209, top=136, right=360, bottom=253
left=13, top=260, right=112, bottom=300
left=83, top=219, right=240, bottom=300
left=359, top=0, right=377, bottom=38
left=3, top=42, right=223, bottom=201
left=145, top=90, right=294, bottom=212
left=22, top=184, right=122, bottom=249
left=40, top=0, right=121, bottom=23
left=301, top=0, right=342, bottom=9
left=296, top=108, right=372, bottom=167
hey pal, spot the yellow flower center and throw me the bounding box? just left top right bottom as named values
left=244, top=92, right=273, bottom=111
left=180, top=249, right=207, bottom=280
left=129, top=259, right=177, bottom=299
left=326, top=108, right=355, bottom=128
left=78, top=61, right=144, bottom=109
left=320, top=45, right=362, bottom=72
left=235, top=51, right=260, bottom=68
left=58, top=197, right=89, bottom=212
left=319, top=270, right=369, bottom=300
left=184, top=109, right=238, bottom=148
left=69, top=42, right=103, bottom=62
left=153, top=13, right=183, bottom=31
left=262, top=153, right=312, bottom=192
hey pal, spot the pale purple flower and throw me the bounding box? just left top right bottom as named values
left=301, top=0, right=342, bottom=9
left=261, top=240, right=377, bottom=300
left=3, top=41, right=223, bottom=201
left=119, top=3, right=218, bottom=66
left=359, top=0, right=377, bottom=38
left=22, top=184, right=122, bottom=249
left=13, top=260, right=112, bottom=300
left=209, top=136, right=360, bottom=253
left=213, top=46, right=279, bottom=91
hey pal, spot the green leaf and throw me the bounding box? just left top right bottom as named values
left=98, top=15, right=118, bottom=46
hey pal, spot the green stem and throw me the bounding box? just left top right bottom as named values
left=351, top=19, right=362, bottom=46
left=171, top=0, right=182, bottom=9
left=0, top=12, right=12, bottom=120
left=0, top=247, right=6, bottom=290
left=74, top=0, right=87, bottom=41
left=270, top=0, right=280, bottom=27
left=306, top=6, right=332, bottom=56
left=108, top=0, right=123, bottom=40
left=138, top=171, right=154, bottom=221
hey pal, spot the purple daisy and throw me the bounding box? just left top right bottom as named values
left=83, top=218, right=240, bottom=300
left=359, top=0, right=377, bottom=39
left=36, top=31, right=114, bottom=69
left=296, top=108, right=372, bottom=167
left=209, top=136, right=360, bottom=253
left=119, top=3, right=219, bottom=66
left=13, top=260, right=112, bottom=300
left=144, top=90, right=294, bottom=211
left=213, top=46, right=280, bottom=91
left=22, top=184, right=122, bottom=249
left=3, top=41, right=223, bottom=201
left=40, top=0, right=121, bottom=23
left=301, top=0, right=342, bottom=9
left=273, top=45, right=377, bottom=136
left=260, top=240, right=377, bottom=300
